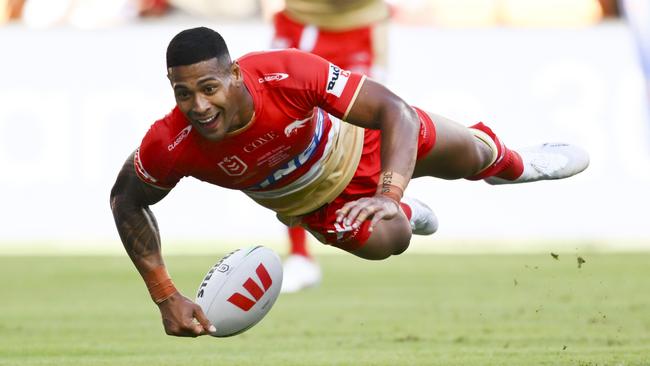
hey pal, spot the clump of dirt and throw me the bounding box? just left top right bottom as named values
left=394, top=335, right=420, bottom=343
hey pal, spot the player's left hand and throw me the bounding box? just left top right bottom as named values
left=335, top=195, right=400, bottom=232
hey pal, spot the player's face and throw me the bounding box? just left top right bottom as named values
left=168, top=58, right=251, bottom=141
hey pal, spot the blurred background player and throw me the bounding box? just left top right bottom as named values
left=261, top=0, right=391, bottom=293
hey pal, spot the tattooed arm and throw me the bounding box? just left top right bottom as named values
left=110, top=152, right=213, bottom=337
left=110, top=152, right=168, bottom=274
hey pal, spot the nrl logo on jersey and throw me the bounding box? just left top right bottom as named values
left=258, top=73, right=289, bottom=83
left=218, top=155, right=248, bottom=176
left=326, top=64, right=350, bottom=97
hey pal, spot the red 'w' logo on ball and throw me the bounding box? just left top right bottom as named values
left=227, top=263, right=273, bottom=311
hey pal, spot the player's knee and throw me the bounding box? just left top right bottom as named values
left=471, top=140, right=495, bottom=175
left=352, top=240, right=410, bottom=260
left=391, top=237, right=410, bottom=256
left=351, top=222, right=412, bottom=260
left=386, top=219, right=412, bottom=256
left=376, top=239, right=410, bottom=259
left=449, top=143, right=490, bottom=179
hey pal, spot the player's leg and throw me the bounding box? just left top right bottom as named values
left=348, top=210, right=412, bottom=260
left=281, top=226, right=321, bottom=293
left=412, top=112, right=494, bottom=179
left=349, top=197, right=438, bottom=260
left=299, top=192, right=437, bottom=260
left=413, top=111, right=589, bottom=183
left=297, top=197, right=436, bottom=261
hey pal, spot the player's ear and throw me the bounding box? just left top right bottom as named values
left=166, top=68, right=173, bottom=83
left=231, top=62, right=242, bottom=84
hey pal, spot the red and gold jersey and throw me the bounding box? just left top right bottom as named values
left=135, top=49, right=367, bottom=216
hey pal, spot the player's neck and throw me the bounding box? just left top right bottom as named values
left=227, top=85, right=255, bottom=135
left=238, top=85, right=254, bottom=126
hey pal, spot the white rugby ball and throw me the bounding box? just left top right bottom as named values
left=195, top=246, right=283, bottom=337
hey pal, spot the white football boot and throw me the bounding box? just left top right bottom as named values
left=401, top=197, right=438, bottom=235
left=280, top=254, right=322, bottom=294
left=485, top=143, right=589, bottom=185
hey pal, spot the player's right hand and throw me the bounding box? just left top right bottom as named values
left=157, top=292, right=216, bottom=337
left=335, top=194, right=401, bottom=232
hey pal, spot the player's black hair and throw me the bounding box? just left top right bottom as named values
left=166, top=27, right=230, bottom=68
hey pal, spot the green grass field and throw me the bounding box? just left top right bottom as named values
left=1, top=253, right=650, bottom=366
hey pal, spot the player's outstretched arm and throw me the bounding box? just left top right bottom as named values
left=110, top=152, right=214, bottom=337
left=336, top=79, right=420, bottom=230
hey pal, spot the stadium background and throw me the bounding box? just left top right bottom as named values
left=2, top=1, right=650, bottom=365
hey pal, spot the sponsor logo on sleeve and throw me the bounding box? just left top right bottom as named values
left=218, top=155, right=248, bottom=176
left=258, top=73, right=289, bottom=83
left=326, top=63, right=350, bottom=97
left=167, top=125, right=192, bottom=151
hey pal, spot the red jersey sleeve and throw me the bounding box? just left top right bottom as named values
left=318, top=60, right=366, bottom=119
left=260, top=49, right=366, bottom=120
left=134, top=109, right=185, bottom=189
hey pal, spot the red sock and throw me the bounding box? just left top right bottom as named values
left=400, top=203, right=412, bottom=220
left=466, top=122, right=524, bottom=181
left=288, top=226, right=309, bottom=257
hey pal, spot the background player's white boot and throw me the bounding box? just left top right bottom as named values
left=402, top=197, right=438, bottom=235
left=280, top=254, right=322, bottom=293
left=485, top=143, right=589, bottom=185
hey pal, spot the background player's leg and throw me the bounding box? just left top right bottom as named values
left=288, top=226, right=308, bottom=256
left=281, top=226, right=321, bottom=293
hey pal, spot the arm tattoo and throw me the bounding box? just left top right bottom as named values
left=110, top=153, right=169, bottom=269
left=113, top=201, right=161, bottom=260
